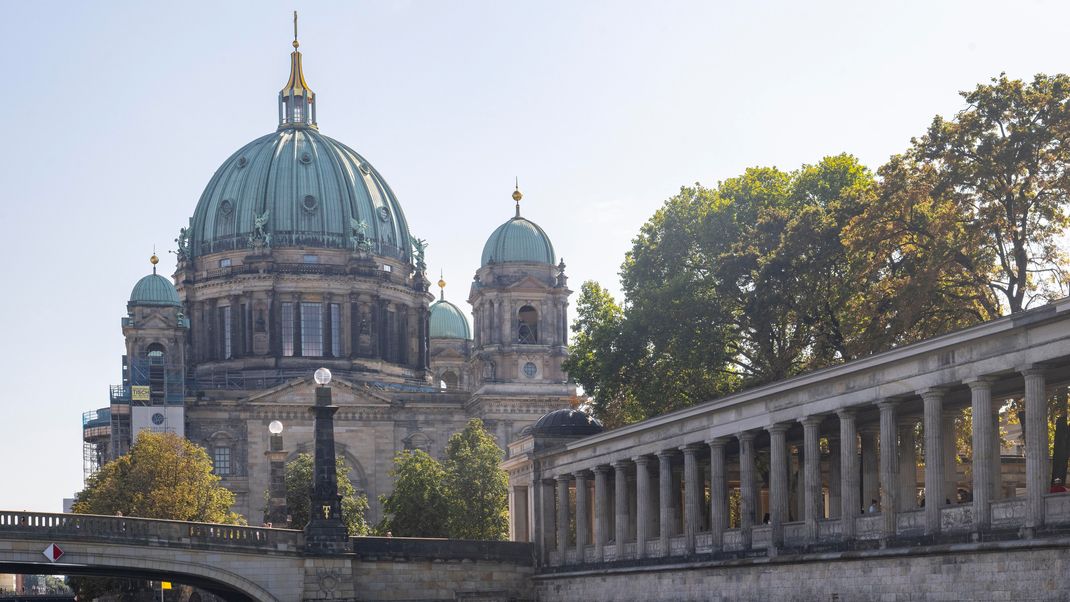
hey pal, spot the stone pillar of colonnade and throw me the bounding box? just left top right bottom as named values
left=768, top=424, right=789, bottom=548
left=556, top=474, right=570, bottom=561
left=800, top=416, right=822, bottom=543
left=921, top=388, right=946, bottom=535
left=739, top=431, right=757, bottom=549
left=991, top=396, right=1003, bottom=501
left=968, top=377, right=996, bottom=531
left=838, top=409, right=860, bottom=539
left=897, top=417, right=918, bottom=511
left=681, top=444, right=702, bottom=555
left=878, top=400, right=899, bottom=539
left=658, top=451, right=674, bottom=557
left=593, top=466, right=610, bottom=562
left=1022, top=367, right=1048, bottom=532
left=941, top=408, right=960, bottom=504
left=792, top=446, right=804, bottom=522
left=828, top=434, right=841, bottom=519
left=860, top=425, right=880, bottom=513
left=628, top=473, right=638, bottom=542
left=634, top=456, right=652, bottom=558
left=536, top=479, right=555, bottom=565
left=613, top=461, right=630, bottom=554
left=574, top=471, right=589, bottom=561
left=708, top=438, right=728, bottom=551
left=512, top=485, right=530, bottom=542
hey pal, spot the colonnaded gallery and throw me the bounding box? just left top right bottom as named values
left=81, top=32, right=574, bottom=525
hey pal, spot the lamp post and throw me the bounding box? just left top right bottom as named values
left=265, top=420, right=287, bottom=526
left=304, top=368, right=350, bottom=553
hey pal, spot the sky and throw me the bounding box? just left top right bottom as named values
left=1, top=0, right=1068, bottom=512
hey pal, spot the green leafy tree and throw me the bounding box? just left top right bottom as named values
left=73, top=431, right=243, bottom=523
left=379, top=449, right=449, bottom=537
left=284, top=453, right=369, bottom=536
left=444, top=419, right=509, bottom=540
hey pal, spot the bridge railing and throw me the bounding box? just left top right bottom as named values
left=0, top=511, right=303, bottom=554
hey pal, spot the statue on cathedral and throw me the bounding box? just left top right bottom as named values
left=412, top=237, right=428, bottom=272
left=174, top=227, right=191, bottom=262
left=350, top=218, right=372, bottom=253
left=556, top=258, right=568, bottom=288
left=250, top=211, right=272, bottom=249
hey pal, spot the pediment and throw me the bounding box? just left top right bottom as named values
left=505, top=275, right=550, bottom=292
left=244, top=376, right=394, bottom=406
left=138, top=314, right=174, bottom=329
left=431, top=348, right=468, bottom=360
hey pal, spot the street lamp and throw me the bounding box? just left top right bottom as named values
left=268, top=420, right=284, bottom=435
left=265, top=420, right=287, bottom=526
left=314, top=367, right=332, bottom=386
left=306, top=367, right=348, bottom=553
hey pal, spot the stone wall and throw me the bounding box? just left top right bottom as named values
left=533, top=539, right=1070, bottom=601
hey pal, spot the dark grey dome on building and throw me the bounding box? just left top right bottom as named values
left=531, top=408, right=603, bottom=437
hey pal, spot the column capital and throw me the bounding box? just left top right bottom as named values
left=1019, top=364, right=1046, bottom=378
left=737, top=430, right=757, bottom=442
left=836, top=408, right=858, bottom=420
left=799, top=415, right=824, bottom=428
left=656, top=449, right=678, bottom=459
left=964, top=375, right=997, bottom=390
left=632, top=454, right=654, bottom=466
left=573, top=469, right=591, bottom=480
left=554, top=474, right=571, bottom=484
left=592, top=465, right=612, bottom=475
left=918, top=386, right=947, bottom=401
left=876, top=398, right=902, bottom=412
left=611, top=459, right=631, bottom=471
left=706, top=436, right=731, bottom=448
left=766, top=422, right=791, bottom=435
left=678, top=442, right=704, bottom=454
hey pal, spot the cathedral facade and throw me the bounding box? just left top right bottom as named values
left=82, top=32, right=574, bottom=525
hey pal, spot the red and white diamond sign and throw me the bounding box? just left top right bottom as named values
left=42, top=543, right=63, bottom=562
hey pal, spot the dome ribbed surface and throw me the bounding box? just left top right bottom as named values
left=480, top=217, right=556, bottom=267
left=429, top=299, right=471, bottom=340
left=189, top=128, right=411, bottom=260
left=531, top=409, right=603, bottom=437
left=130, top=273, right=182, bottom=307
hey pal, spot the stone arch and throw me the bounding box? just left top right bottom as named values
left=518, top=305, right=538, bottom=344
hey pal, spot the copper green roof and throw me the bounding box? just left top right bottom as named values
left=429, top=299, right=471, bottom=340
left=480, top=216, right=556, bottom=267
left=129, top=273, right=182, bottom=307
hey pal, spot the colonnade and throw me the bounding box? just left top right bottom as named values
left=533, top=368, right=1056, bottom=565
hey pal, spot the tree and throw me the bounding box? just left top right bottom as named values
left=73, top=431, right=243, bottom=523
left=284, top=453, right=369, bottom=536
left=379, top=449, right=449, bottom=537
left=444, top=419, right=509, bottom=540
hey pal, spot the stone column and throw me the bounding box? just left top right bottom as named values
left=593, top=466, right=610, bottom=562
left=768, top=424, right=789, bottom=548
left=657, top=451, right=673, bottom=556
left=838, top=409, right=859, bottom=539
left=634, top=456, right=652, bottom=558
left=991, top=397, right=1003, bottom=501
left=556, top=475, right=570, bottom=561
left=921, top=388, right=945, bottom=535
left=739, top=431, right=757, bottom=549
left=800, top=416, right=822, bottom=542
left=613, top=461, right=629, bottom=552
left=574, top=471, right=589, bottom=560
left=708, top=438, right=728, bottom=551
left=512, top=486, right=530, bottom=542
left=1022, top=367, right=1047, bottom=530
left=681, top=445, right=701, bottom=555
left=860, top=425, right=880, bottom=512
left=942, top=408, right=959, bottom=504
left=897, top=417, right=917, bottom=511
left=968, top=377, right=995, bottom=531
left=828, top=435, right=842, bottom=519
left=539, top=479, right=556, bottom=565
left=878, top=400, right=899, bottom=539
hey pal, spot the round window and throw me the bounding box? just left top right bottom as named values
left=300, top=152, right=312, bottom=164
left=237, top=156, right=248, bottom=168
left=219, top=199, right=233, bottom=216
left=302, top=195, right=318, bottom=212
left=523, top=362, right=537, bottom=378
left=378, top=206, right=390, bottom=222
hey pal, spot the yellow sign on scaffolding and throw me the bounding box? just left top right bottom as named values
left=131, top=386, right=150, bottom=401
left=161, top=581, right=172, bottom=590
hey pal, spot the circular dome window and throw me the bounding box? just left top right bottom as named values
left=378, top=206, right=390, bottom=222
left=237, top=156, right=248, bottom=168
left=359, top=162, right=371, bottom=175
left=219, top=199, right=234, bottom=216
left=300, top=152, right=312, bottom=164
left=302, top=195, right=318, bottom=212
left=523, top=362, right=537, bottom=378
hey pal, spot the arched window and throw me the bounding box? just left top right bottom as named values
left=442, top=370, right=458, bottom=390
left=145, top=344, right=167, bottom=402
left=518, top=305, right=538, bottom=344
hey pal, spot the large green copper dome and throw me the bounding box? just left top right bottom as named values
left=429, top=299, right=471, bottom=340
left=480, top=216, right=556, bottom=267
left=129, top=273, right=182, bottom=307
left=186, top=41, right=411, bottom=262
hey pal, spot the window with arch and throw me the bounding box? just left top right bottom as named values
left=441, top=370, right=459, bottom=390
left=517, top=305, right=538, bottom=344
left=145, top=343, right=167, bottom=403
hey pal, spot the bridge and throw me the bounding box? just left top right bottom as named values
left=504, top=297, right=1070, bottom=600
left=0, top=511, right=534, bottom=601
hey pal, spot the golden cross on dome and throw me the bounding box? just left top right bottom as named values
left=293, top=11, right=300, bottom=49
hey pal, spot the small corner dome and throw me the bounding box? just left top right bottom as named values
left=129, top=274, right=182, bottom=307
left=481, top=216, right=556, bottom=267
left=429, top=299, right=471, bottom=340
left=531, top=408, right=603, bottom=437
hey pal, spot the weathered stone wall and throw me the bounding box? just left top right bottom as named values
left=533, top=540, right=1070, bottom=601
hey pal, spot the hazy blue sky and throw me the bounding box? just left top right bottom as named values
left=1, top=1, right=1068, bottom=511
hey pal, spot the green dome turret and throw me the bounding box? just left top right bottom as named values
left=430, top=276, right=471, bottom=339
left=480, top=184, right=556, bottom=267
left=130, top=255, right=182, bottom=307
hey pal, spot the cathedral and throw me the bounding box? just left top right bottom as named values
left=81, top=28, right=574, bottom=525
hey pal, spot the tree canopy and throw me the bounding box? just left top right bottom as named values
left=378, top=449, right=450, bottom=537
left=567, top=73, right=1070, bottom=427
left=73, top=431, right=242, bottom=524
left=284, top=453, right=370, bottom=536
left=444, top=419, right=509, bottom=540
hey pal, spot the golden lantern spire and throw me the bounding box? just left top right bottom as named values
left=437, top=269, right=446, bottom=301
left=150, top=248, right=159, bottom=275
left=293, top=10, right=299, bottom=49
left=279, top=11, right=317, bottom=128
left=512, top=178, right=523, bottom=217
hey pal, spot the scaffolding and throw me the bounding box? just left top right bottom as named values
left=82, top=408, right=111, bottom=484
